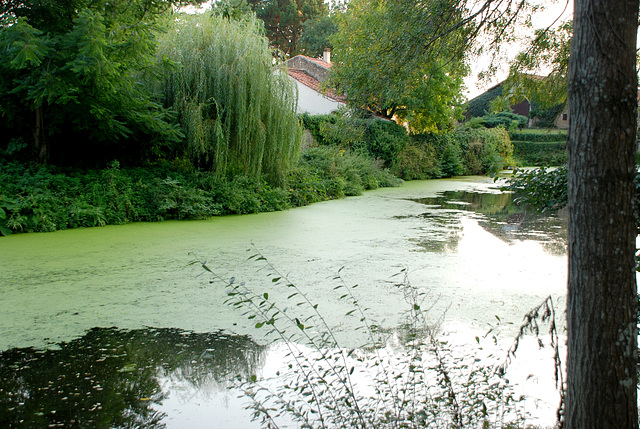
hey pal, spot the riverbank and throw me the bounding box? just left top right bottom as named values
left=0, top=147, right=401, bottom=235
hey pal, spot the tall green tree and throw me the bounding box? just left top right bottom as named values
left=298, top=15, right=338, bottom=58
left=0, top=0, right=204, bottom=165
left=328, top=0, right=469, bottom=131
left=247, top=0, right=326, bottom=56
left=157, top=12, right=302, bottom=185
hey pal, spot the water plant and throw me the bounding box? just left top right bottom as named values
left=193, top=249, right=531, bottom=428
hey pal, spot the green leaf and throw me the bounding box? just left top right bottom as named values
left=0, top=224, right=13, bottom=236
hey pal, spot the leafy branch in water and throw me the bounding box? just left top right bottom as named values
left=500, top=166, right=568, bottom=213
left=502, top=164, right=640, bottom=271
left=191, top=248, right=538, bottom=428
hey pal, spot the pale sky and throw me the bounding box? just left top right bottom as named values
left=183, top=0, right=573, bottom=100
left=464, top=0, right=573, bottom=99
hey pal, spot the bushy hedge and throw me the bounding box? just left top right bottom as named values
left=509, top=132, right=567, bottom=142
left=0, top=151, right=401, bottom=235
left=301, top=113, right=514, bottom=180
left=467, top=112, right=528, bottom=130
left=390, top=135, right=443, bottom=180
left=397, top=128, right=512, bottom=179
left=300, top=113, right=408, bottom=167
left=511, top=142, right=567, bottom=166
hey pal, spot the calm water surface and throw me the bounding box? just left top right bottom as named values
left=0, top=176, right=568, bottom=428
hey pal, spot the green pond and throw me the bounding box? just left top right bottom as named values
left=0, top=176, right=568, bottom=428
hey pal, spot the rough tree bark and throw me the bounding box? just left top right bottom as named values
left=566, top=0, right=638, bottom=427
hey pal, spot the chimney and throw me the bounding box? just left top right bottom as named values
left=323, top=49, right=331, bottom=64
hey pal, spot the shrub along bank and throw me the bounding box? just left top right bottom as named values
left=0, top=149, right=401, bottom=235
left=301, top=113, right=514, bottom=180
left=509, top=131, right=567, bottom=166
left=1, top=113, right=517, bottom=236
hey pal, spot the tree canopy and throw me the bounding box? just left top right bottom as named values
left=328, top=0, right=470, bottom=131
left=0, top=0, right=206, bottom=165
left=246, top=0, right=327, bottom=56
left=156, top=12, right=302, bottom=185
left=493, top=20, right=571, bottom=114
left=298, top=15, right=338, bottom=58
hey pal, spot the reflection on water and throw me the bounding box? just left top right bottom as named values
left=0, top=181, right=568, bottom=428
left=405, top=191, right=567, bottom=256
left=0, top=328, right=266, bottom=428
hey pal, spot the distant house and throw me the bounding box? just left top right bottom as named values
left=554, top=109, right=570, bottom=129
left=466, top=79, right=569, bottom=129
left=283, top=50, right=346, bottom=115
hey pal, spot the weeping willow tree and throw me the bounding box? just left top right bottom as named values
left=158, top=13, right=302, bottom=185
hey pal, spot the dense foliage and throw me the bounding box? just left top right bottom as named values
left=246, top=0, right=326, bottom=56
left=466, top=112, right=528, bottom=129
left=400, top=127, right=513, bottom=179
left=298, top=15, right=338, bottom=57
left=509, top=131, right=568, bottom=142
left=502, top=166, right=568, bottom=213
left=511, top=142, right=567, bottom=166
left=0, top=0, right=205, bottom=165
left=0, top=149, right=400, bottom=235
left=0, top=3, right=304, bottom=183
left=328, top=0, right=468, bottom=131
left=509, top=131, right=567, bottom=166
left=300, top=113, right=408, bottom=166
left=156, top=13, right=302, bottom=185
left=301, top=113, right=514, bottom=179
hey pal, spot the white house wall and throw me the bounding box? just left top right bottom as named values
left=291, top=78, right=344, bottom=115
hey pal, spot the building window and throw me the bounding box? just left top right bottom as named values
left=562, top=113, right=568, bottom=121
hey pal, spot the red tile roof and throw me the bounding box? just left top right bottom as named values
left=287, top=68, right=346, bottom=103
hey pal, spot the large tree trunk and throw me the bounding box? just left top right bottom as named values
left=566, top=0, right=639, bottom=427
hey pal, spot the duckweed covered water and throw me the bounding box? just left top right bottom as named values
left=0, top=176, right=568, bottom=427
